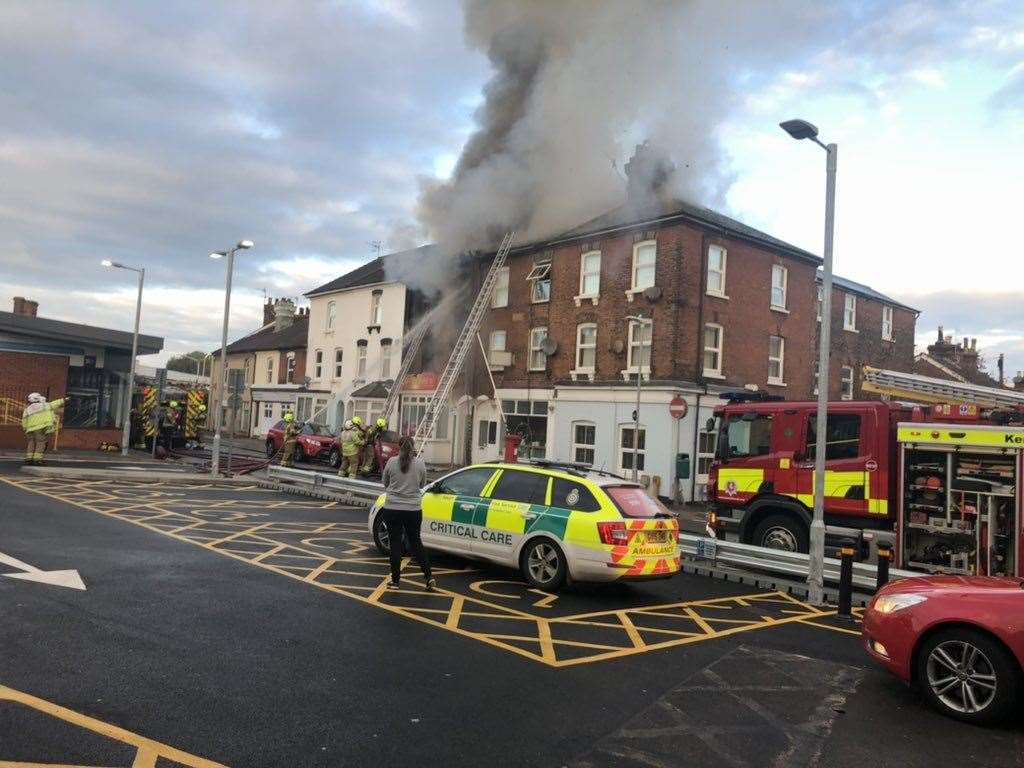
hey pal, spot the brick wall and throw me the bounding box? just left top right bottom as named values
left=0, top=351, right=68, bottom=400
left=276, top=349, right=307, bottom=384
left=479, top=219, right=822, bottom=397
left=0, top=426, right=121, bottom=450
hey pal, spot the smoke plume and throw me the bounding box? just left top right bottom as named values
left=416, top=0, right=832, bottom=256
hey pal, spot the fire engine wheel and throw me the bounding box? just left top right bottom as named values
left=265, top=441, right=275, bottom=458
left=520, top=538, right=567, bottom=592
left=751, top=514, right=808, bottom=553
left=916, top=627, right=1020, bottom=724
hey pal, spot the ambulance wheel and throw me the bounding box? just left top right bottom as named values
left=751, top=514, right=807, bottom=553
left=265, top=441, right=275, bottom=458
left=372, top=513, right=390, bottom=555
left=520, top=538, right=567, bottom=591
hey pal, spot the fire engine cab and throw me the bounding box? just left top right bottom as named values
left=707, top=368, right=1024, bottom=577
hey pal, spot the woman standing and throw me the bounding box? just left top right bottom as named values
left=380, top=436, right=435, bottom=591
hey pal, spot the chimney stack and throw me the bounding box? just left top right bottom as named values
left=273, top=298, right=296, bottom=332
left=12, top=297, right=38, bottom=317
left=263, top=298, right=277, bottom=327
left=1014, top=371, right=1024, bottom=392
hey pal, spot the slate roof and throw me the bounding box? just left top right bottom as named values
left=0, top=310, right=163, bottom=354
left=350, top=380, right=392, bottom=399
left=214, top=315, right=308, bottom=356
left=305, top=245, right=438, bottom=298
left=822, top=272, right=918, bottom=313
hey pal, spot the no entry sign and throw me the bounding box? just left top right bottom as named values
left=669, top=396, right=688, bottom=419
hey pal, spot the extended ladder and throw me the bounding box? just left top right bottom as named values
left=862, top=366, right=1024, bottom=409
left=413, top=231, right=515, bottom=446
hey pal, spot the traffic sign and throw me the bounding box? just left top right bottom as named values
left=669, top=396, right=688, bottom=419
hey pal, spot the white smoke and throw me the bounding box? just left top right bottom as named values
left=416, top=0, right=834, bottom=255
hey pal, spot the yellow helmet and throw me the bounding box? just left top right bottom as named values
left=352, top=416, right=362, bottom=426
left=169, top=400, right=179, bottom=408
left=376, top=418, right=387, bottom=428
left=283, top=412, right=295, bottom=422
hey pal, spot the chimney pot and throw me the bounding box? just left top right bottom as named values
left=12, top=297, right=38, bottom=316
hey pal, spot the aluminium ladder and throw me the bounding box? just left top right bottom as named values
left=862, top=366, right=1024, bottom=409
left=379, top=306, right=436, bottom=423
left=413, top=231, right=515, bottom=447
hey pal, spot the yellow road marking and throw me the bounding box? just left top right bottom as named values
left=446, top=596, right=465, bottom=629
left=682, top=606, right=716, bottom=635
left=615, top=611, right=646, bottom=649
left=798, top=619, right=862, bottom=636
left=303, top=557, right=338, bottom=582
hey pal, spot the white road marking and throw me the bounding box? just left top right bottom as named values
left=0, top=551, right=87, bottom=590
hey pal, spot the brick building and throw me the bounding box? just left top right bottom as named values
left=0, top=296, right=163, bottom=449
left=913, top=326, right=1004, bottom=388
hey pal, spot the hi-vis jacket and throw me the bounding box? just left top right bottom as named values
left=22, top=399, right=66, bottom=434
left=338, top=427, right=363, bottom=457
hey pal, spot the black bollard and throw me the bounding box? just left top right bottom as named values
left=837, top=539, right=855, bottom=620
left=876, top=543, right=892, bottom=591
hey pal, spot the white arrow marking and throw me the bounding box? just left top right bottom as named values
left=0, top=551, right=87, bottom=590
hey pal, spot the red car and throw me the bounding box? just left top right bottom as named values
left=863, top=575, right=1024, bottom=724
left=265, top=421, right=341, bottom=466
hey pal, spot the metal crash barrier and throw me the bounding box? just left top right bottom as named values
left=266, top=465, right=384, bottom=501
left=678, top=533, right=920, bottom=593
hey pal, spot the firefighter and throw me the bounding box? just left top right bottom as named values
left=360, top=417, right=389, bottom=474
left=337, top=419, right=363, bottom=478
left=280, top=412, right=300, bottom=467
left=21, top=393, right=65, bottom=466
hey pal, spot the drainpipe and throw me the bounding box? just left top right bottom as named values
left=688, top=232, right=710, bottom=503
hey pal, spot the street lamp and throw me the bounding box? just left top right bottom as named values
left=209, top=240, right=254, bottom=475
left=101, top=259, right=145, bottom=457
left=625, top=314, right=652, bottom=482
left=780, top=118, right=837, bottom=607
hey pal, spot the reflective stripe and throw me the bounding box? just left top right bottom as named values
left=717, top=468, right=764, bottom=494
left=897, top=425, right=1024, bottom=449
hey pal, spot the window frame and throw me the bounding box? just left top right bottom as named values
left=703, top=323, right=724, bottom=378
left=369, top=290, right=383, bottom=326
left=618, top=423, right=647, bottom=475
left=527, top=261, right=551, bottom=304
left=626, top=319, right=652, bottom=373
left=770, top=264, right=788, bottom=311
left=265, top=356, right=274, bottom=384
left=575, top=323, right=597, bottom=373
left=578, top=250, right=601, bottom=298
left=286, top=353, right=296, bottom=383
left=572, top=421, right=596, bottom=466
left=706, top=245, right=727, bottom=298
left=356, top=344, right=367, bottom=378
left=528, top=327, right=548, bottom=372
left=491, top=267, right=509, bottom=308
left=313, top=349, right=323, bottom=380
left=767, top=335, right=785, bottom=385
left=840, top=366, right=854, bottom=400
left=630, top=240, right=657, bottom=292
left=326, top=300, right=336, bottom=331
left=487, top=468, right=550, bottom=506
left=843, top=293, right=857, bottom=331
left=881, top=305, right=894, bottom=341
left=380, top=342, right=392, bottom=379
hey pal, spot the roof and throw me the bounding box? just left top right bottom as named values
left=0, top=310, right=163, bottom=355
left=548, top=197, right=822, bottom=266
left=350, top=380, right=391, bottom=399
left=305, top=244, right=437, bottom=298
left=216, top=315, right=308, bottom=356
left=821, top=272, right=918, bottom=313
left=914, top=353, right=1004, bottom=389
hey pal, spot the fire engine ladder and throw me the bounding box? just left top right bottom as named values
left=380, top=310, right=434, bottom=423
left=862, top=366, right=1024, bottom=409
left=413, top=230, right=515, bottom=447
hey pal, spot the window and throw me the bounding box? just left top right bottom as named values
left=490, top=469, right=549, bottom=505
left=527, top=261, right=551, bottom=303
left=265, top=356, right=274, bottom=383
left=295, top=396, right=313, bottom=422
left=400, top=394, right=434, bottom=437
left=572, top=422, right=596, bottom=465
left=697, top=424, right=718, bottom=497
left=528, top=327, right=548, bottom=371
left=723, top=415, right=773, bottom=459
left=435, top=467, right=496, bottom=498
left=771, top=264, right=788, bottom=310
left=501, top=399, right=548, bottom=460
left=331, top=349, right=342, bottom=379
left=492, top=267, right=509, bottom=308
left=351, top=397, right=385, bottom=428
left=579, top=251, right=601, bottom=297
left=619, top=425, right=646, bottom=473
left=706, top=245, right=727, bottom=296
left=243, top=358, right=251, bottom=383
left=313, top=350, right=323, bottom=379
left=263, top=402, right=273, bottom=419
left=841, top=366, right=854, bottom=400
left=326, top=301, right=336, bottom=331
left=380, top=342, right=392, bottom=378
left=631, top=241, right=656, bottom=291
left=816, top=285, right=823, bottom=322
left=551, top=478, right=601, bottom=512
left=490, top=330, right=507, bottom=353
left=703, top=323, right=723, bottom=377
left=286, top=354, right=296, bottom=383
left=313, top=397, right=328, bottom=425
left=627, top=319, right=652, bottom=372
left=477, top=419, right=498, bottom=447
left=356, top=344, right=367, bottom=378
left=882, top=305, right=893, bottom=341
left=369, top=290, right=382, bottom=326
left=844, top=293, right=857, bottom=331
left=807, top=413, right=861, bottom=461
left=768, top=335, right=785, bottom=385
left=575, top=323, right=597, bottom=372
left=606, top=486, right=672, bottom=518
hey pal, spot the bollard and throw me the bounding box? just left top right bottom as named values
left=876, top=543, right=892, bottom=591
left=837, top=538, right=855, bottom=620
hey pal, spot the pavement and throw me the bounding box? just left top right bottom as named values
left=1, top=466, right=1021, bottom=766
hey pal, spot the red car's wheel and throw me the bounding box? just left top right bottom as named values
left=265, top=440, right=275, bottom=458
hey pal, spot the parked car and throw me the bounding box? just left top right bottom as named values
left=265, top=421, right=340, bottom=466
left=863, top=575, right=1024, bottom=724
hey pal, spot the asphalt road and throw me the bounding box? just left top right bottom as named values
left=0, top=468, right=1020, bottom=767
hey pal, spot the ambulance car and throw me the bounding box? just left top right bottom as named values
left=368, top=461, right=680, bottom=591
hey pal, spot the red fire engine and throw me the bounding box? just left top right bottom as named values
left=707, top=367, right=1024, bottom=576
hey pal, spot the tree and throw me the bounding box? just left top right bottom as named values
left=166, top=351, right=208, bottom=374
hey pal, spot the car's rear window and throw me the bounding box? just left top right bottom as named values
left=605, top=486, right=673, bottom=519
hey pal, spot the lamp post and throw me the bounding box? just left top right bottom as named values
left=780, top=118, right=837, bottom=606
left=101, top=259, right=145, bottom=457
left=625, top=314, right=651, bottom=482
left=209, top=240, right=254, bottom=474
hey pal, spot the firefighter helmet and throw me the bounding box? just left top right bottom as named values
left=27, top=392, right=45, bottom=403
left=352, top=416, right=362, bottom=426
left=283, top=412, right=295, bottom=422
left=376, top=418, right=387, bottom=429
